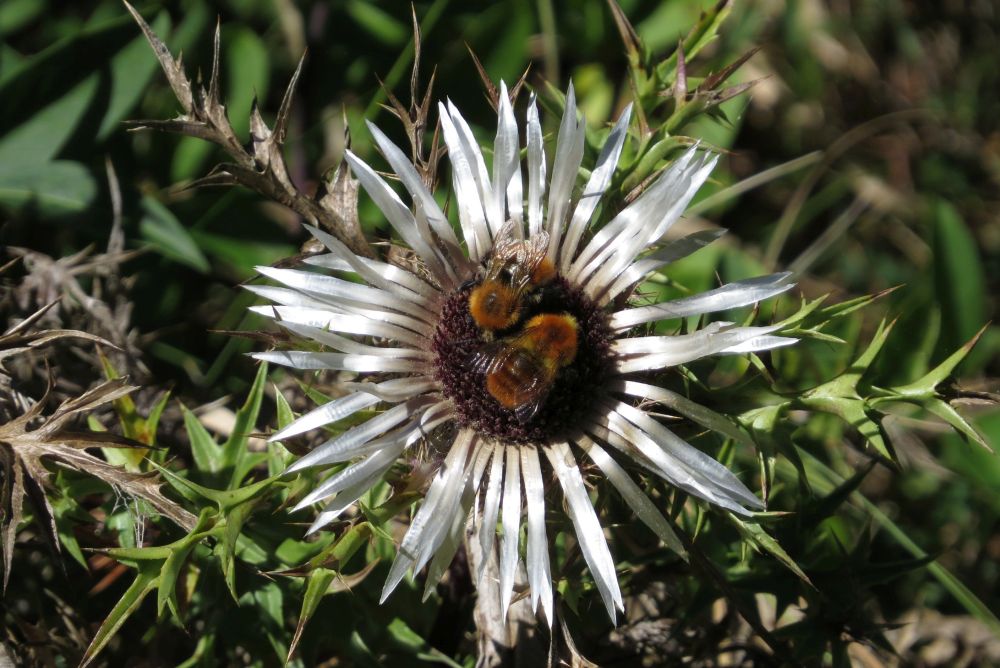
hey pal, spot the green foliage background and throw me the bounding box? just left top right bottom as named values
left=1, top=0, right=998, bottom=665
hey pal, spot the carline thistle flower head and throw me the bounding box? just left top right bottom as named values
left=251, top=82, right=796, bottom=624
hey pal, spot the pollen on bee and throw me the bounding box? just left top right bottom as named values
left=468, top=281, right=521, bottom=330
left=521, top=314, right=579, bottom=367
left=531, top=257, right=556, bottom=285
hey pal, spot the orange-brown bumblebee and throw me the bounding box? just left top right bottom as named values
left=467, top=227, right=556, bottom=334
left=471, top=313, right=579, bottom=423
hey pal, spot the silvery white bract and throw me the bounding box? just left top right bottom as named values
left=251, top=81, right=795, bottom=624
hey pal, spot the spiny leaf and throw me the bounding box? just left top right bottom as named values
left=79, top=561, right=161, bottom=668
left=803, top=461, right=875, bottom=524
left=150, top=461, right=279, bottom=511
left=923, top=398, right=991, bottom=451
left=797, top=448, right=1000, bottom=636
left=223, top=361, right=268, bottom=488
left=655, top=0, right=733, bottom=81
left=219, top=497, right=259, bottom=600
left=606, top=0, right=643, bottom=64
left=122, top=0, right=193, bottom=113
left=730, top=514, right=813, bottom=586
left=181, top=404, right=223, bottom=474
left=287, top=567, right=337, bottom=662
left=157, top=511, right=215, bottom=618
left=701, top=46, right=761, bottom=91
left=802, top=319, right=896, bottom=403
left=882, top=324, right=988, bottom=400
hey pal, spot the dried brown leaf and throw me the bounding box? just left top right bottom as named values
left=674, top=40, right=688, bottom=106
left=606, top=0, right=642, bottom=61
left=318, top=164, right=361, bottom=239
left=122, top=1, right=194, bottom=113
left=123, top=3, right=374, bottom=258
left=0, top=378, right=197, bottom=590
left=466, top=44, right=499, bottom=110
left=701, top=46, right=761, bottom=91
left=207, top=18, right=222, bottom=108
left=274, top=52, right=306, bottom=146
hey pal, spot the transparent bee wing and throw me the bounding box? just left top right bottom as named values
left=514, top=395, right=546, bottom=424
left=468, top=343, right=509, bottom=375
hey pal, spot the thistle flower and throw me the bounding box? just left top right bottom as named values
left=251, top=83, right=795, bottom=624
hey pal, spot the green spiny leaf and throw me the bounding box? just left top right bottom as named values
left=224, top=362, right=268, bottom=488
left=729, top=514, right=813, bottom=586
left=80, top=561, right=161, bottom=668
left=923, top=398, right=991, bottom=451
left=880, top=324, right=988, bottom=400
left=181, top=404, right=223, bottom=474
left=287, top=567, right=337, bottom=663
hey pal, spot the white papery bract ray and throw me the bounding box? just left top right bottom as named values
left=252, top=80, right=796, bottom=627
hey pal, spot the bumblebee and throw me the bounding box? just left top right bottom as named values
left=467, top=225, right=556, bottom=334
left=471, top=313, right=579, bottom=423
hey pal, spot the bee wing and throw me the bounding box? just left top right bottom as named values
left=507, top=235, right=550, bottom=286
left=524, top=230, right=549, bottom=258
left=488, top=221, right=521, bottom=264
left=513, top=384, right=551, bottom=424
left=468, top=342, right=512, bottom=375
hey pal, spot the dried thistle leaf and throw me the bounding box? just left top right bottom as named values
left=123, top=3, right=374, bottom=258
left=466, top=44, right=500, bottom=110
left=674, top=40, right=688, bottom=106
left=273, top=52, right=306, bottom=147
left=318, top=165, right=361, bottom=240
left=122, top=1, right=194, bottom=113
left=0, top=377, right=197, bottom=590
left=701, top=46, right=762, bottom=91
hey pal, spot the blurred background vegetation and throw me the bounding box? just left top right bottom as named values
left=1, top=0, right=998, bottom=665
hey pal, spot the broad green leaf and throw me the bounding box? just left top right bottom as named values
left=225, top=26, right=269, bottom=137
left=170, top=138, right=215, bottom=184
left=50, top=494, right=89, bottom=569
left=189, top=229, right=297, bottom=278
left=0, top=75, right=97, bottom=165
left=0, top=44, right=24, bottom=79
left=346, top=0, right=408, bottom=46
left=932, top=199, right=986, bottom=367
left=99, top=353, right=150, bottom=469
left=0, top=160, right=97, bottom=216
left=96, top=11, right=172, bottom=140
left=0, top=0, right=43, bottom=39
left=146, top=391, right=171, bottom=447
left=386, top=618, right=465, bottom=667
left=139, top=196, right=211, bottom=272
left=251, top=581, right=288, bottom=661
